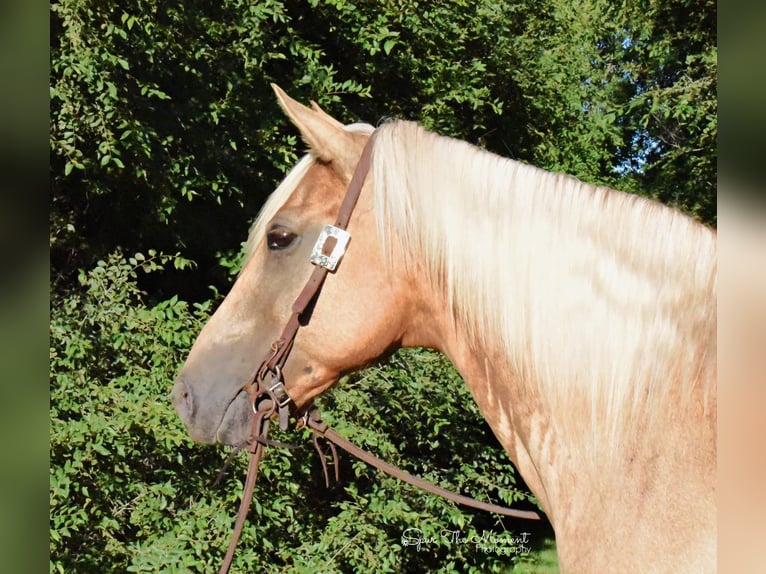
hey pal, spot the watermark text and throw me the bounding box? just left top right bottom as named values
left=401, top=527, right=532, bottom=556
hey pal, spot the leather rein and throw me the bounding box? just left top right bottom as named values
left=218, top=132, right=540, bottom=574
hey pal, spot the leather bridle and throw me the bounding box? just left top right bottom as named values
left=217, top=132, right=540, bottom=574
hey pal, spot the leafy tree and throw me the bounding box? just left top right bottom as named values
left=512, top=0, right=716, bottom=222
left=50, top=0, right=370, bottom=299
left=50, top=0, right=716, bottom=300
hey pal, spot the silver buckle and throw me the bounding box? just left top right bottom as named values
left=268, top=378, right=292, bottom=409
left=310, top=224, right=351, bottom=272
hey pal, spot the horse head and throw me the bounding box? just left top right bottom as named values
left=172, top=86, right=423, bottom=446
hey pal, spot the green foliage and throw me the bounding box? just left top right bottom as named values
left=49, top=0, right=371, bottom=296
left=298, top=0, right=517, bottom=138
left=513, top=0, right=716, bottom=222
left=51, top=255, right=541, bottom=573
left=50, top=253, right=212, bottom=572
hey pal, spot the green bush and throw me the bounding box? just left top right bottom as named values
left=50, top=252, right=214, bottom=572
left=50, top=254, right=541, bottom=573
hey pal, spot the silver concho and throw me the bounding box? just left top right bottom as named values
left=309, top=224, right=351, bottom=272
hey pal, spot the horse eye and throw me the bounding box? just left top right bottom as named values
left=266, top=227, right=298, bottom=251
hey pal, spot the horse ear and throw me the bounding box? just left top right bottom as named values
left=310, top=100, right=346, bottom=129
left=271, top=84, right=364, bottom=175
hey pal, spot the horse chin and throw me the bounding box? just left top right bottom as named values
left=214, top=390, right=252, bottom=447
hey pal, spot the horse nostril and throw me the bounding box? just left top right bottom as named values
left=171, top=378, right=196, bottom=423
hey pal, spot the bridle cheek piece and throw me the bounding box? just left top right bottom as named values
left=217, top=131, right=539, bottom=574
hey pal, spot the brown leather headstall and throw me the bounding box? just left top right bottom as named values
left=217, top=131, right=539, bottom=574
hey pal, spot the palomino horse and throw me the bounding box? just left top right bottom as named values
left=172, top=85, right=716, bottom=572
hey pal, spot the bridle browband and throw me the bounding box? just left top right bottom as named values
left=218, top=132, right=540, bottom=574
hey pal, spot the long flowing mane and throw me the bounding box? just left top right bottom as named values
left=372, top=121, right=717, bottom=454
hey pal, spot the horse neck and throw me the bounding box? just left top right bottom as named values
left=429, top=319, right=716, bottom=572
left=394, top=182, right=717, bottom=571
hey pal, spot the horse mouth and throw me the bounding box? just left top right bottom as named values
left=173, top=369, right=336, bottom=447
left=171, top=375, right=246, bottom=446
left=214, top=389, right=252, bottom=446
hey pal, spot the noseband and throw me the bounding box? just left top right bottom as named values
left=218, top=132, right=539, bottom=574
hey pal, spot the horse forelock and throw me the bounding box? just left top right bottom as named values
left=244, top=123, right=375, bottom=265
left=244, top=154, right=313, bottom=264
left=371, top=120, right=717, bottom=454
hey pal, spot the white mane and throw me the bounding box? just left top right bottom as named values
left=371, top=120, right=717, bottom=449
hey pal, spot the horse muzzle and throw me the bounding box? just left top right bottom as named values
left=171, top=375, right=251, bottom=446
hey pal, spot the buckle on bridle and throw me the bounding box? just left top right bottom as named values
left=247, top=364, right=293, bottom=431
left=310, top=224, right=351, bottom=271
left=262, top=368, right=292, bottom=432
left=268, top=378, right=292, bottom=409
